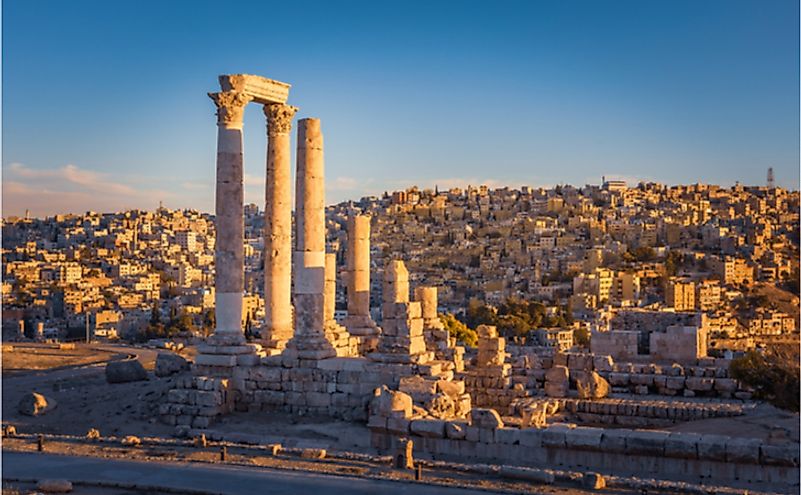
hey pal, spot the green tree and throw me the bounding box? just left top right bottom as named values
left=730, top=349, right=799, bottom=412
left=573, top=326, right=590, bottom=348
left=496, top=314, right=529, bottom=338
left=439, top=313, right=477, bottom=347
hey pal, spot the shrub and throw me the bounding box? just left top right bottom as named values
left=730, top=348, right=799, bottom=412
left=439, top=313, right=477, bottom=348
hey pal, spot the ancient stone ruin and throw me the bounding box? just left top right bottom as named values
left=157, top=75, right=798, bottom=493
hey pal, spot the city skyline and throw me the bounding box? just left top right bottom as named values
left=3, top=0, right=800, bottom=217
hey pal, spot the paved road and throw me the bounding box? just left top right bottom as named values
left=2, top=452, right=492, bottom=494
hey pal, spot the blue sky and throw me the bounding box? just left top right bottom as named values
left=3, top=0, right=799, bottom=216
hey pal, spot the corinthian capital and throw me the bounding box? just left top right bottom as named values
left=208, top=91, right=253, bottom=128
left=264, top=103, right=298, bottom=135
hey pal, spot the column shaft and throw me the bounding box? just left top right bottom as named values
left=263, top=104, right=297, bottom=347
left=347, top=215, right=371, bottom=317
left=209, top=91, right=251, bottom=339
left=294, top=118, right=326, bottom=335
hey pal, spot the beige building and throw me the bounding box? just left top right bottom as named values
left=665, top=279, right=695, bottom=311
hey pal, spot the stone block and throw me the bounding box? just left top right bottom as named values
left=387, top=417, right=411, bottom=434
left=519, top=428, right=542, bottom=448
left=625, top=430, right=667, bottom=456
left=600, top=429, right=630, bottom=454
left=664, top=432, right=700, bottom=459
left=470, top=408, right=504, bottom=429
left=565, top=426, right=603, bottom=451
left=714, top=378, right=738, bottom=392
left=697, top=435, right=728, bottom=461
left=495, top=427, right=520, bottom=445
left=410, top=419, right=446, bottom=438
left=195, top=354, right=237, bottom=367
left=541, top=426, right=569, bottom=448
left=685, top=377, right=714, bottom=391
left=445, top=421, right=468, bottom=440
left=760, top=444, right=799, bottom=466
left=725, top=437, right=761, bottom=464
left=608, top=372, right=629, bottom=386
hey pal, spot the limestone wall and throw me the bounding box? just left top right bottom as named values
left=590, top=330, right=639, bottom=360
left=370, top=422, right=799, bottom=492
left=650, top=325, right=707, bottom=363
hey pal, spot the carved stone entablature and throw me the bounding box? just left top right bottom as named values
left=219, top=74, right=290, bottom=105
left=208, top=91, right=253, bottom=128
left=264, top=103, right=299, bottom=135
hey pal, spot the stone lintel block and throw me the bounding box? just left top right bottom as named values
left=599, top=429, right=630, bottom=453
left=495, top=427, right=520, bottom=445
left=697, top=434, right=729, bottom=461
left=760, top=443, right=800, bottom=467
left=625, top=429, right=668, bottom=456
left=410, top=419, right=446, bottom=438
left=519, top=428, right=543, bottom=448
left=195, top=354, right=237, bottom=367
left=219, top=74, right=290, bottom=104
left=386, top=417, right=411, bottom=434
left=725, top=437, right=762, bottom=464
left=564, top=426, right=604, bottom=451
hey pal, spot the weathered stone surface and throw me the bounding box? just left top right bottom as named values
left=106, top=359, right=148, bottom=383
left=626, top=430, right=668, bottom=456
left=499, top=466, right=554, bottom=484
left=446, top=421, right=467, bottom=440
left=410, top=418, right=446, bottom=438
left=665, top=432, right=700, bottom=459
left=575, top=371, right=609, bottom=399
left=370, top=385, right=412, bottom=418
left=470, top=408, right=504, bottom=429
left=18, top=392, right=56, bottom=416
left=725, top=437, right=761, bottom=463
left=425, top=393, right=455, bottom=420
left=155, top=352, right=189, bottom=377
left=36, top=479, right=73, bottom=493
left=544, top=365, right=569, bottom=398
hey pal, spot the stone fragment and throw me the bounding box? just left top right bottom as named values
left=18, top=392, right=56, bottom=416
left=86, top=428, right=100, bottom=440
left=36, top=479, right=73, bottom=493
left=498, top=466, right=555, bottom=484
left=425, top=393, right=456, bottom=420
left=106, top=359, right=148, bottom=383
left=122, top=435, right=141, bottom=446
left=370, top=386, right=412, bottom=418
left=544, top=365, right=569, bottom=398
left=300, top=448, right=327, bottom=459
left=155, top=352, right=189, bottom=377
left=575, top=371, right=610, bottom=399
left=470, top=408, right=504, bottom=429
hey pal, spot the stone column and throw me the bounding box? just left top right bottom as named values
left=383, top=260, right=409, bottom=303
left=293, top=118, right=327, bottom=336
left=324, top=253, right=337, bottom=324
left=209, top=90, right=252, bottom=344
left=18, top=320, right=25, bottom=340
left=347, top=215, right=372, bottom=317
left=343, top=215, right=379, bottom=351
left=262, top=103, right=297, bottom=351
left=415, top=286, right=438, bottom=321
left=289, top=118, right=355, bottom=359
